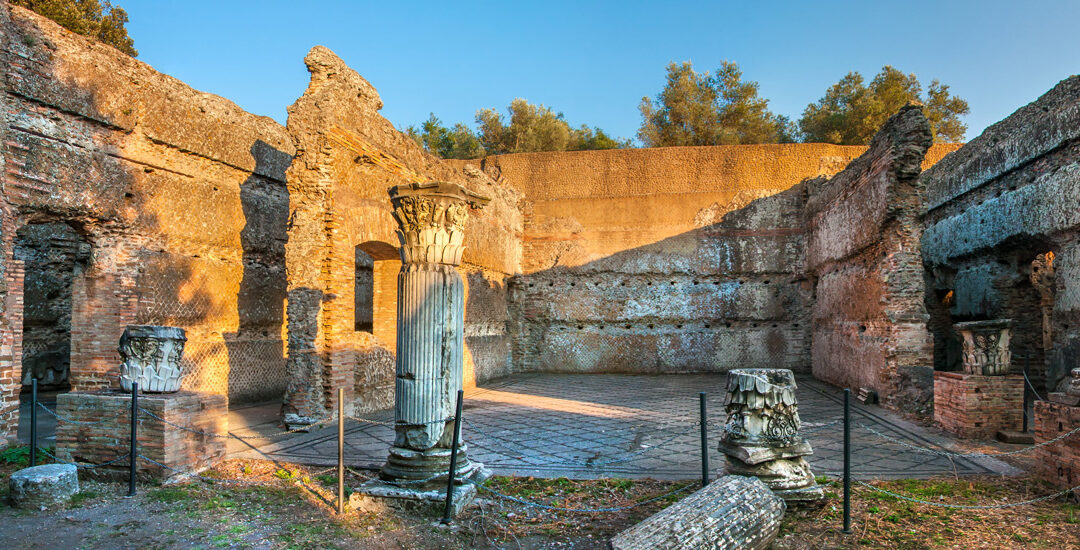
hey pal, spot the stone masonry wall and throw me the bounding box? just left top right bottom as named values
left=467, top=142, right=956, bottom=377
left=922, top=76, right=1080, bottom=396
left=470, top=145, right=864, bottom=374
left=0, top=2, right=298, bottom=443
left=281, top=47, right=522, bottom=422
left=805, top=106, right=942, bottom=414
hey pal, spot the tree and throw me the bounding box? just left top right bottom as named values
left=476, top=98, right=630, bottom=155
left=12, top=0, right=136, bottom=56
left=638, top=61, right=792, bottom=147
left=406, top=114, right=485, bottom=160
left=409, top=100, right=629, bottom=159
left=799, top=66, right=969, bottom=144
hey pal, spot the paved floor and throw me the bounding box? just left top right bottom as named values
left=229, top=374, right=1017, bottom=480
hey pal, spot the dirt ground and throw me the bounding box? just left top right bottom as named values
left=0, top=453, right=1077, bottom=549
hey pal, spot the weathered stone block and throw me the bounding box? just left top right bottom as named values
left=610, top=475, right=785, bottom=550
left=9, top=464, right=79, bottom=508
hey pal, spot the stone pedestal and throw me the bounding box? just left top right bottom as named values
left=1034, top=400, right=1080, bottom=495
left=954, top=319, right=1012, bottom=376
left=55, top=390, right=227, bottom=479
left=933, top=372, right=1023, bottom=439
left=357, top=182, right=489, bottom=514
left=719, top=369, right=822, bottom=502
left=610, top=475, right=785, bottom=550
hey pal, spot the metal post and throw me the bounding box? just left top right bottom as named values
left=842, top=388, right=852, bottom=534
left=30, top=378, right=38, bottom=467
left=128, top=381, right=138, bottom=497
left=1022, top=354, right=1030, bottom=433
left=699, top=392, right=709, bottom=487
left=338, top=387, right=345, bottom=514
left=441, top=389, right=464, bottom=525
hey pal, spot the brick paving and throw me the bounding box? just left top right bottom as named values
left=228, top=373, right=1017, bottom=480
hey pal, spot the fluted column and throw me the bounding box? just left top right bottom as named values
left=380, top=182, right=489, bottom=485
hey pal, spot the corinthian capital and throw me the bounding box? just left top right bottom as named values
left=388, top=182, right=490, bottom=266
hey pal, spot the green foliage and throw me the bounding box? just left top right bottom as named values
left=799, top=65, right=969, bottom=144
left=406, top=114, right=485, bottom=160
left=12, top=0, right=136, bottom=56
left=408, top=100, right=630, bottom=159
left=638, top=61, right=792, bottom=147
left=1, top=445, right=32, bottom=466
left=476, top=98, right=631, bottom=155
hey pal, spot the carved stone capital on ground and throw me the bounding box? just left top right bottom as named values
left=954, top=319, right=1012, bottom=376
left=388, top=182, right=490, bottom=266
left=720, top=368, right=823, bottom=502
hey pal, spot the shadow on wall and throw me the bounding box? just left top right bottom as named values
left=510, top=183, right=811, bottom=375
left=225, top=140, right=293, bottom=405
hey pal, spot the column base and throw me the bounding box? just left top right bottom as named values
left=351, top=479, right=478, bottom=518
left=380, top=444, right=488, bottom=489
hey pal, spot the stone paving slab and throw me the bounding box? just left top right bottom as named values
left=228, top=373, right=1015, bottom=480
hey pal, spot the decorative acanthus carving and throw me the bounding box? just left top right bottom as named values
left=118, top=325, right=187, bottom=393
left=719, top=369, right=822, bottom=502
left=954, top=319, right=1012, bottom=376
left=389, top=182, right=490, bottom=266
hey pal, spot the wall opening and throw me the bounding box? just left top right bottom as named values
left=354, top=241, right=400, bottom=351
left=15, top=222, right=90, bottom=391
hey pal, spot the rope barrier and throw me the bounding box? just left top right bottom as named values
left=854, top=478, right=1080, bottom=509
left=859, top=422, right=1080, bottom=458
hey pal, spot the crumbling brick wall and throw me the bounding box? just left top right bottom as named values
left=804, top=106, right=940, bottom=414
left=0, top=2, right=298, bottom=443
left=922, top=76, right=1080, bottom=396
left=281, top=47, right=523, bottom=422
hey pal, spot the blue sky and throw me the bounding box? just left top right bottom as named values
left=122, top=0, right=1080, bottom=143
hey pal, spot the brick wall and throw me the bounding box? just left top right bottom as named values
left=933, top=372, right=1024, bottom=439
left=55, top=390, right=227, bottom=478
left=1033, top=401, right=1080, bottom=494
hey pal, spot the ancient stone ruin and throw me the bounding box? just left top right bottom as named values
left=719, top=369, right=823, bottom=502
left=0, top=0, right=1077, bottom=512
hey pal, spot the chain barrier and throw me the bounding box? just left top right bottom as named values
left=854, top=478, right=1080, bottom=509
left=36, top=402, right=113, bottom=426
left=136, top=455, right=335, bottom=486
left=345, top=466, right=452, bottom=487
left=858, top=422, right=1080, bottom=458
left=345, top=415, right=456, bottom=427
left=138, top=408, right=335, bottom=440
left=467, top=479, right=697, bottom=513
left=38, top=448, right=130, bottom=469
left=1023, top=370, right=1047, bottom=402
left=463, top=418, right=701, bottom=467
